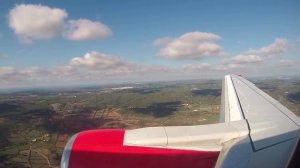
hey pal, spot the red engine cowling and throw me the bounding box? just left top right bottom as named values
left=61, top=129, right=219, bottom=168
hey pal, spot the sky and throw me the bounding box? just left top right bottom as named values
left=0, top=0, right=300, bottom=88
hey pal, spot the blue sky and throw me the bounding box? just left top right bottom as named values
left=0, top=0, right=299, bottom=88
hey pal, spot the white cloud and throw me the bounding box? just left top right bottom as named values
left=182, top=63, right=238, bottom=72
left=0, top=66, right=18, bottom=76
left=53, top=65, right=78, bottom=79
left=153, top=37, right=173, bottom=46
left=155, top=32, right=223, bottom=59
left=247, top=38, right=287, bottom=58
left=0, top=51, right=176, bottom=88
left=8, top=4, right=112, bottom=43
left=182, top=63, right=212, bottom=71
left=229, top=54, right=264, bottom=64
left=8, top=4, right=68, bottom=44
left=69, top=52, right=136, bottom=75
left=225, top=38, right=288, bottom=66
left=0, top=66, right=55, bottom=84
left=277, top=59, right=295, bottom=68
left=63, top=19, right=112, bottom=41
left=68, top=52, right=173, bottom=77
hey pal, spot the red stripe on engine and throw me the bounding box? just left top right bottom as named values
left=69, top=129, right=219, bottom=168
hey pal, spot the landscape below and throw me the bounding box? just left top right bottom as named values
left=0, top=77, right=299, bottom=167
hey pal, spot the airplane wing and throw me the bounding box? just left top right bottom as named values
left=61, top=75, right=300, bottom=168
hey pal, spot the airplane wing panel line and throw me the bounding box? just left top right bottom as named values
left=229, top=76, right=256, bottom=152
left=229, top=76, right=245, bottom=120
left=236, top=75, right=300, bottom=127
left=163, top=126, right=169, bottom=146
left=254, top=137, right=297, bottom=152
left=230, top=75, right=300, bottom=151
left=230, top=81, right=297, bottom=152
left=225, top=76, right=244, bottom=122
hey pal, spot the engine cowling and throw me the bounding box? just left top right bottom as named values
left=61, top=129, right=219, bottom=168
